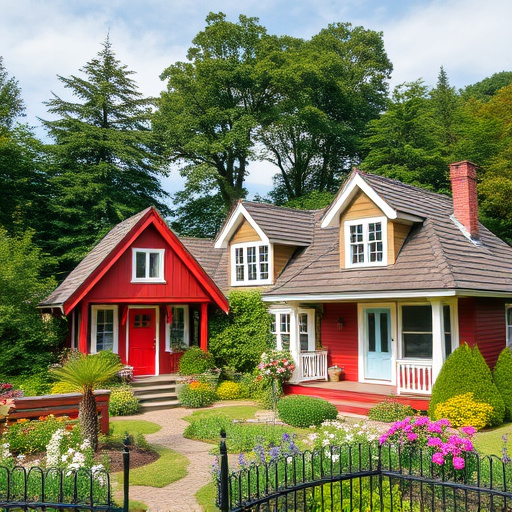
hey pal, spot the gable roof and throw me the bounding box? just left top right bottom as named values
left=263, top=172, right=512, bottom=300
left=40, top=207, right=229, bottom=314
left=214, top=201, right=315, bottom=248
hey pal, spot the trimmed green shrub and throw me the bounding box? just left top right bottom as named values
left=493, top=347, right=512, bottom=421
left=429, top=343, right=505, bottom=427
left=367, top=399, right=415, bottom=423
left=216, top=381, right=249, bottom=400
left=9, top=372, right=54, bottom=396
left=109, top=387, right=139, bottom=416
left=277, top=395, right=338, bottom=427
left=208, top=291, right=274, bottom=373
left=179, top=382, right=217, bottom=408
left=178, top=347, right=216, bottom=375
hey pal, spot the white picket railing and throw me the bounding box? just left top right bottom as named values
left=396, top=359, right=433, bottom=395
left=298, top=351, right=328, bottom=382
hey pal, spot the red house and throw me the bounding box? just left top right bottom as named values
left=40, top=207, right=228, bottom=376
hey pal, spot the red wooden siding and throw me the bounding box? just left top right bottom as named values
left=321, top=303, right=358, bottom=381
left=86, top=225, right=211, bottom=302
left=458, top=297, right=506, bottom=369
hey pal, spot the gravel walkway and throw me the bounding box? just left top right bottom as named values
left=112, top=401, right=261, bottom=512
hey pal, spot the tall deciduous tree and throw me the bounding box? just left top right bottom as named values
left=42, top=37, right=169, bottom=274
left=262, top=23, right=392, bottom=202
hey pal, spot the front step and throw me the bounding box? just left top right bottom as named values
left=131, top=375, right=181, bottom=412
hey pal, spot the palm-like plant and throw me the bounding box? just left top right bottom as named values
left=52, top=353, right=122, bottom=451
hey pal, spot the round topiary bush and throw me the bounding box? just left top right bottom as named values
left=367, top=399, right=415, bottom=423
left=109, top=387, right=139, bottom=416
left=178, top=347, right=216, bottom=375
left=493, top=347, right=512, bottom=421
left=179, top=382, right=217, bottom=408
left=434, top=392, right=493, bottom=430
left=429, top=343, right=505, bottom=427
left=277, top=395, right=338, bottom=427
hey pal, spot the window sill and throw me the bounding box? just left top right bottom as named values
left=345, top=262, right=388, bottom=269
left=131, top=279, right=167, bottom=284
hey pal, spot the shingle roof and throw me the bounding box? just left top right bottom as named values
left=40, top=208, right=152, bottom=308
left=242, top=202, right=316, bottom=246
left=264, top=172, right=512, bottom=297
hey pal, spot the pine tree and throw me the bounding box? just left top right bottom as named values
left=42, top=37, right=169, bottom=274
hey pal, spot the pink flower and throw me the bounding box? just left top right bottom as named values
left=432, top=452, right=445, bottom=465
left=453, top=456, right=465, bottom=470
left=460, top=426, right=477, bottom=436
left=427, top=437, right=442, bottom=447
left=437, top=418, right=451, bottom=428
left=428, top=423, right=443, bottom=434
left=414, top=416, right=430, bottom=426
left=379, top=435, right=388, bottom=445
left=407, top=433, right=418, bottom=442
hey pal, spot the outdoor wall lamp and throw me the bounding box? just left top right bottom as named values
left=337, top=317, right=344, bottom=331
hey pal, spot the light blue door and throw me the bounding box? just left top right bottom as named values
left=365, top=308, right=392, bottom=381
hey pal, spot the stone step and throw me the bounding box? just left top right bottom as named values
left=132, top=377, right=178, bottom=389
left=138, top=400, right=181, bottom=412
left=136, top=392, right=179, bottom=403
left=132, top=384, right=177, bottom=396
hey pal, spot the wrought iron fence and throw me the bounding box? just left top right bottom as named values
left=0, top=436, right=130, bottom=511
left=217, top=432, right=512, bottom=511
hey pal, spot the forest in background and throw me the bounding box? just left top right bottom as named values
left=2, top=12, right=512, bottom=375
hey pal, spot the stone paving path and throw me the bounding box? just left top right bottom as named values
left=113, top=401, right=264, bottom=512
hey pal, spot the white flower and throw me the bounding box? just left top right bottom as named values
left=308, top=433, right=318, bottom=441
left=332, top=454, right=340, bottom=463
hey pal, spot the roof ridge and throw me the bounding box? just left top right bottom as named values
left=242, top=200, right=322, bottom=214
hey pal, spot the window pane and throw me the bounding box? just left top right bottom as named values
left=402, top=306, right=432, bottom=332
left=136, top=252, right=146, bottom=278
left=368, top=313, right=376, bottom=352
left=281, top=335, right=290, bottom=350
left=380, top=313, right=389, bottom=353
left=96, top=309, right=114, bottom=351
left=170, top=307, right=186, bottom=345
left=300, top=334, right=309, bottom=351
left=280, top=314, right=290, bottom=333
left=259, top=245, right=269, bottom=280
left=149, top=252, right=160, bottom=278
left=270, top=315, right=276, bottom=333
left=403, top=333, right=432, bottom=358
left=235, top=248, right=244, bottom=264
left=299, top=313, right=308, bottom=333
left=443, top=305, right=452, bottom=357
left=235, top=248, right=244, bottom=281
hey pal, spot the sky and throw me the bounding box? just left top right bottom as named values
left=2, top=0, right=512, bottom=198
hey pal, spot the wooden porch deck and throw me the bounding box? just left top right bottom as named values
left=285, top=380, right=430, bottom=416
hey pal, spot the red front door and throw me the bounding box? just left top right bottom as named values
left=129, top=308, right=156, bottom=376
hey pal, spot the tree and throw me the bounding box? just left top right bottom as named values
left=0, top=227, right=65, bottom=376
left=0, top=57, right=24, bottom=130
left=262, top=23, right=392, bottom=202
left=51, top=353, right=122, bottom=451
left=430, top=67, right=459, bottom=150
left=154, top=13, right=278, bottom=211
left=42, top=37, right=169, bottom=274
left=361, top=80, right=449, bottom=193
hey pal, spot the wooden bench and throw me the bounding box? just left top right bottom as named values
left=9, top=390, right=111, bottom=434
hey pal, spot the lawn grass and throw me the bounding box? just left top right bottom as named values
left=128, top=499, right=149, bottom=511
left=110, top=420, right=162, bottom=436
left=196, top=482, right=218, bottom=511
left=474, top=422, right=512, bottom=456
left=183, top=405, right=260, bottom=423
left=115, top=444, right=189, bottom=487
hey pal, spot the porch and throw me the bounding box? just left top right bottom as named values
left=285, top=379, right=430, bottom=416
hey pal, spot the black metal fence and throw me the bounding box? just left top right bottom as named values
left=0, top=437, right=130, bottom=511
left=217, top=432, right=512, bottom=511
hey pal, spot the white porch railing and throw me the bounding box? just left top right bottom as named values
left=297, top=351, right=328, bottom=382
left=396, top=359, right=433, bottom=395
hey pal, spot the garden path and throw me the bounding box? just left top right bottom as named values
left=112, top=401, right=260, bottom=512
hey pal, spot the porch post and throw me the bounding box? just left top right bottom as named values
left=78, top=301, right=89, bottom=354
left=430, top=299, right=445, bottom=383
left=200, top=303, right=208, bottom=351
left=288, top=302, right=301, bottom=382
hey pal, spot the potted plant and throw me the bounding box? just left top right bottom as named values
left=328, top=365, right=345, bottom=381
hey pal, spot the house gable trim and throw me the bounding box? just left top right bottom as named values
left=214, top=203, right=270, bottom=249
left=64, top=208, right=229, bottom=315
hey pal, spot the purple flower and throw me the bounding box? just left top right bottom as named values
left=427, top=437, right=442, bottom=447
left=238, top=453, right=247, bottom=467
left=414, top=416, right=430, bottom=426
left=437, top=418, right=451, bottom=428
left=428, top=423, right=443, bottom=434
left=269, top=447, right=280, bottom=460
left=460, top=426, right=477, bottom=436
left=453, top=456, right=465, bottom=470
left=432, top=452, right=445, bottom=465
left=379, top=435, right=388, bottom=445
left=407, top=433, right=419, bottom=442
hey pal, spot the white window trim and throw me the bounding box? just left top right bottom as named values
left=506, top=304, right=512, bottom=347
left=230, top=241, right=273, bottom=286
left=131, top=248, right=166, bottom=283
left=271, top=308, right=292, bottom=351
left=344, top=216, right=388, bottom=268
left=165, top=305, right=190, bottom=352
left=298, top=308, right=316, bottom=352
left=90, top=305, right=119, bottom=354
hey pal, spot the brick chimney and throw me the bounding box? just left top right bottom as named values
left=449, top=161, right=479, bottom=239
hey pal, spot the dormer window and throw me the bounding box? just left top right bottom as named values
left=344, top=217, right=388, bottom=268
left=231, top=242, right=272, bottom=285
left=132, top=248, right=165, bottom=283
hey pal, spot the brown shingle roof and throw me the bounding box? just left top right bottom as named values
left=40, top=208, right=152, bottom=308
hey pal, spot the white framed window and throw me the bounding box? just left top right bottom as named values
left=507, top=305, right=512, bottom=346
left=132, top=248, right=165, bottom=283
left=344, top=217, right=388, bottom=268
left=91, top=305, right=119, bottom=354
left=231, top=242, right=271, bottom=285
left=271, top=311, right=291, bottom=350
left=298, top=309, right=316, bottom=352
left=165, top=305, right=189, bottom=352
